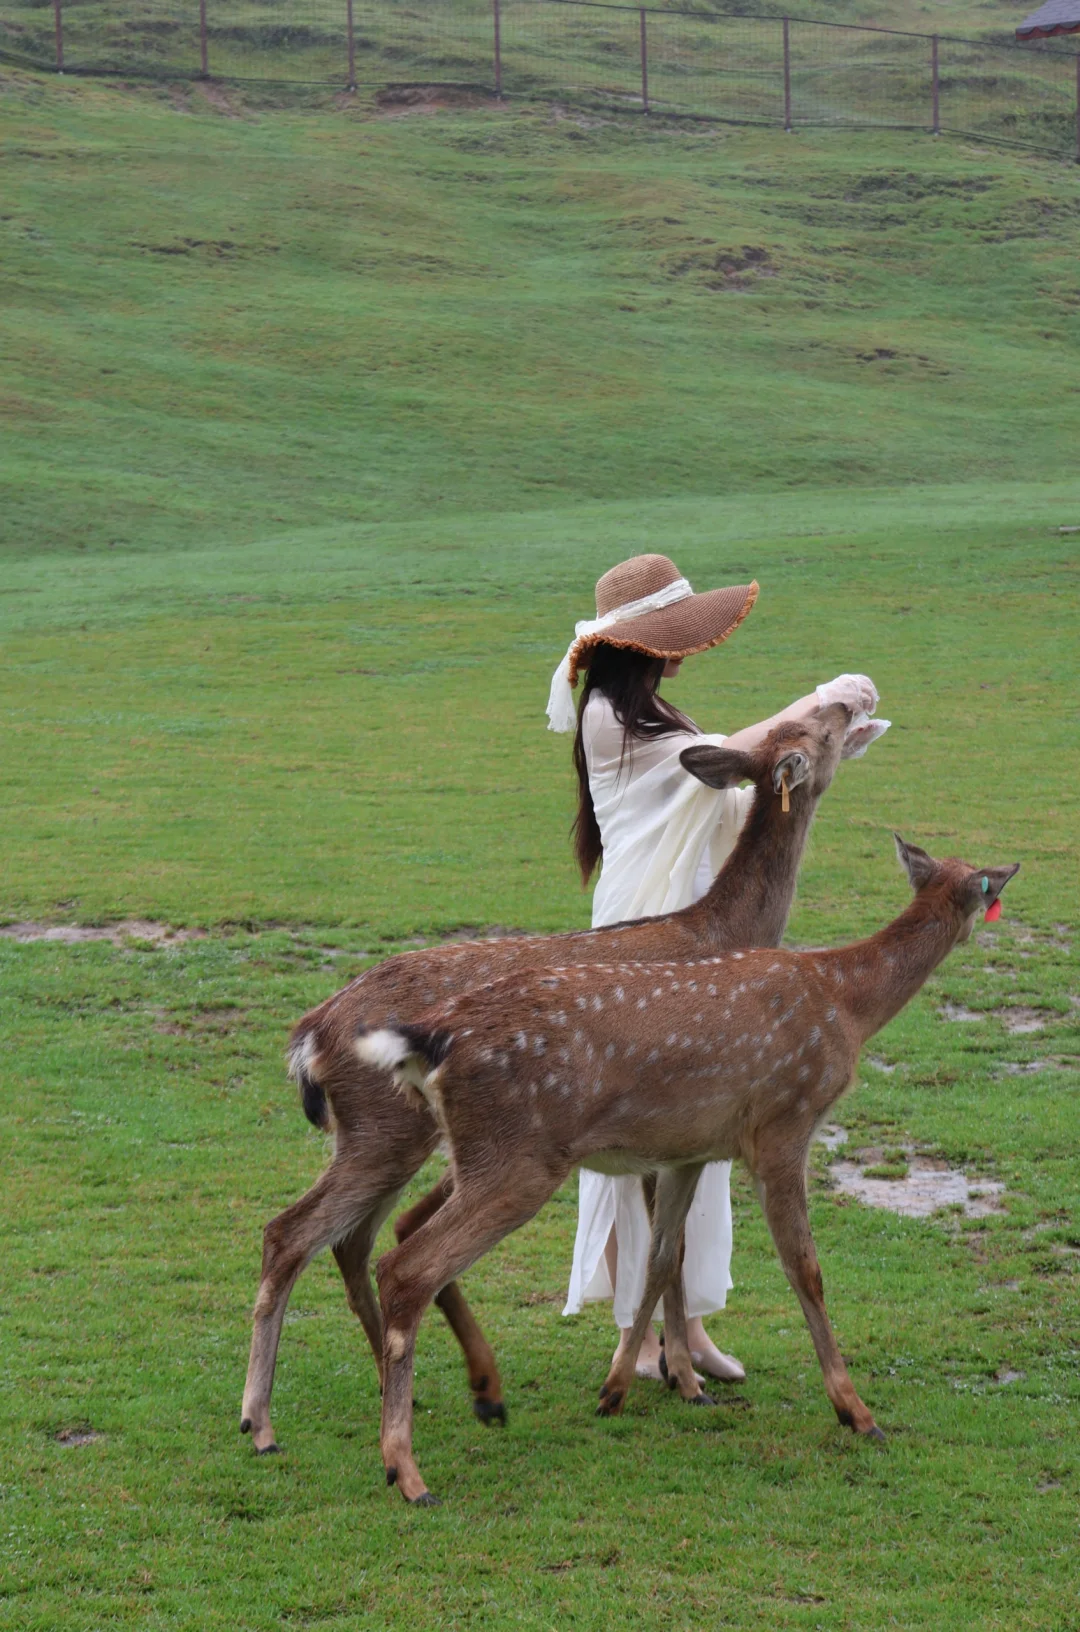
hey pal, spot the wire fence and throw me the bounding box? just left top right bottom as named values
left=2, top=0, right=1077, bottom=158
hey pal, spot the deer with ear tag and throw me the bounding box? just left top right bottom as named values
left=241, top=704, right=876, bottom=1453
left=364, top=837, right=1019, bottom=1505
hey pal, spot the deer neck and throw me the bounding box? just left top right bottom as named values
left=685, top=786, right=818, bottom=953
left=824, top=892, right=964, bottom=1043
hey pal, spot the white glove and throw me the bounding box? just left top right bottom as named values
left=840, top=712, right=891, bottom=759
left=816, top=673, right=880, bottom=717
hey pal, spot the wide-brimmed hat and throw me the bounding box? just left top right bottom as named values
left=546, top=554, right=758, bottom=732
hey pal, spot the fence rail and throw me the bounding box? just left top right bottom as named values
left=2, top=0, right=1077, bottom=159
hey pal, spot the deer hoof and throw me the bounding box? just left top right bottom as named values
left=473, top=1398, right=507, bottom=1427
left=239, top=1417, right=251, bottom=1434
left=409, top=1490, right=442, bottom=1507
left=688, top=1391, right=717, bottom=1408
left=658, top=1350, right=671, bottom=1385
left=596, top=1389, right=622, bottom=1417
left=863, top=1424, right=886, bottom=1443
left=254, top=1442, right=281, bottom=1456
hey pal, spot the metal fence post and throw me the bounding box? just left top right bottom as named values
left=931, top=34, right=940, bottom=134
left=782, top=16, right=791, bottom=131
left=199, top=0, right=208, bottom=77
left=346, top=0, right=356, bottom=89
left=639, top=8, right=648, bottom=114
left=493, top=0, right=502, bottom=98
left=53, top=0, right=63, bottom=71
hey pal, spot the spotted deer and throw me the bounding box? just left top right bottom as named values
left=362, top=838, right=1019, bottom=1504
left=241, top=703, right=873, bottom=1453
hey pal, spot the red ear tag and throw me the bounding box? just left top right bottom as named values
left=984, top=898, right=1002, bottom=922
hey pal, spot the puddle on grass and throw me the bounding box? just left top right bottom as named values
left=997, top=1007, right=1053, bottom=1035
left=940, top=1003, right=985, bottom=1023
left=939, top=1002, right=1055, bottom=1034
left=997, top=1059, right=1054, bottom=1076
left=54, top=1427, right=102, bottom=1446
left=828, top=1147, right=1005, bottom=1219
left=0, top=920, right=206, bottom=946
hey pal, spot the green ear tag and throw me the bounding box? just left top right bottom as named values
left=981, top=876, right=990, bottom=894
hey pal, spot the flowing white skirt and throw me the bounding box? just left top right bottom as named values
left=563, top=1161, right=734, bottom=1328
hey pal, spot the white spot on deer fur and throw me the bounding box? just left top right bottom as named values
left=576, top=996, right=588, bottom=1010
left=733, top=952, right=744, bottom=960
left=666, top=1033, right=678, bottom=1047
left=768, top=962, right=782, bottom=973
left=614, top=986, right=625, bottom=1003
left=808, top=1026, right=822, bottom=1046
left=355, top=1028, right=410, bottom=1074
left=558, top=1048, right=571, bottom=1065
left=825, top=1006, right=837, bottom=1022
left=648, top=1049, right=660, bottom=1064
left=707, top=984, right=717, bottom=997
left=533, top=1036, right=547, bottom=1056
left=637, top=997, right=648, bottom=1010
left=605, top=1043, right=616, bottom=1060
left=591, top=995, right=604, bottom=1012
left=515, top=1031, right=528, bottom=1051
left=625, top=1042, right=637, bottom=1057
left=653, top=987, right=663, bottom=999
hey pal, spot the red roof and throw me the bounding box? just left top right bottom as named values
left=1016, top=0, right=1080, bottom=38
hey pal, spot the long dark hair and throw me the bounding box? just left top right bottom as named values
left=571, top=641, right=698, bottom=886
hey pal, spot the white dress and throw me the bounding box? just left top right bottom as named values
left=563, top=692, right=755, bottom=1329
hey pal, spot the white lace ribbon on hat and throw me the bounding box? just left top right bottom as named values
left=546, top=577, right=695, bottom=733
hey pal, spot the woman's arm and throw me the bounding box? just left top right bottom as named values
left=721, top=673, right=879, bottom=755
left=721, top=692, right=820, bottom=754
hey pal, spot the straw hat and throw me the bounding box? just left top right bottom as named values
left=546, top=554, right=758, bottom=731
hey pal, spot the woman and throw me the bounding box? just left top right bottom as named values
left=548, top=553, right=882, bottom=1382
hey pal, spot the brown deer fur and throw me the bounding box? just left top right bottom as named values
left=363, top=839, right=1019, bottom=1504
left=240, top=704, right=857, bottom=1452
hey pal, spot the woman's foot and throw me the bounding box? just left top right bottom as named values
left=687, top=1318, right=745, bottom=1383
left=612, top=1326, right=666, bottom=1381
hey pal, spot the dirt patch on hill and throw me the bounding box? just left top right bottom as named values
left=375, top=85, right=500, bottom=117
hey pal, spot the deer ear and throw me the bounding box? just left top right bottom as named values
left=772, top=750, right=811, bottom=795
left=894, top=834, right=937, bottom=891
left=680, top=745, right=755, bottom=789
left=965, top=862, right=1021, bottom=911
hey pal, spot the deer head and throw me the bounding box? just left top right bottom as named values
left=679, top=701, right=854, bottom=807
left=893, top=835, right=1020, bottom=945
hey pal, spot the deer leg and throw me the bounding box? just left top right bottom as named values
left=656, top=1230, right=709, bottom=1405
left=395, top=1172, right=505, bottom=1425
left=331, top=1185, right=406, bottom=1389
left=242, top=1168, right=384, bottom=1453
left=756, top=1162, right=883, bottom=1439
left=636, top=1171, right=698, bottom=1400
left=598, top=1164, right=708, bottom=1416
left=376, top=1167, right=560, bottom=1505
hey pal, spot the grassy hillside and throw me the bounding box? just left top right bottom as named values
left=0, top=69, right=1078, bottom=1632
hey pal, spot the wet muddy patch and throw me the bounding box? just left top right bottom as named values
left=54, top=1425, right=102, bottom=1446
left=938, top=1001, right=1058, bottom=1033
left=0, top=920, right=206, bottom=946
left=822, top=1133, right=1004, bottom=1219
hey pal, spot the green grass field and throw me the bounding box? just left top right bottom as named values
left=1, top=62, right=1079, bottom=1631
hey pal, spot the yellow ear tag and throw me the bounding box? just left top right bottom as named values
left=781, top=772, right=790, bottom=813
